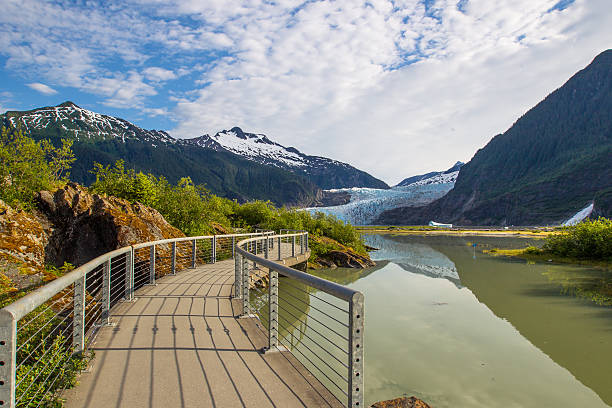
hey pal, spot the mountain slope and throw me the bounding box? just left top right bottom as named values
left=376, top=49, right=612, bottom=226
left=187, top=127, right=389, bottom=190
left=2, top=103, right=321, bottom=206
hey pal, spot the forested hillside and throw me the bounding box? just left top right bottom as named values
left=377, top=49, right=612, bottom=226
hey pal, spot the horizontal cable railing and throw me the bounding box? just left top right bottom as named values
left=0, top=231, right=272, bottom=408
left=235, top=232, right=364, bottom=408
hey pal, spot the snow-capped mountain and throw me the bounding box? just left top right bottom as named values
left=186, top=127, right=389, bottom=190
left=4, top=101, right=174, bottom=144
left=306, top=162, right=462, bottom=225
left=1, top=101, right=388, bottom=195
left=395, top=161, right=463, bottom=187
left=188, top=127, right=308, bottom=168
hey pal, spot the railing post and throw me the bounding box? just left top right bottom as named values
left=300, top=233, right=304, bottom=254
left=278, top=236, right=281, bottom=260
left=306, top=233, right=309, bottom=252
left=264, top=237, right=269, bottom=259
left=268, top=269, right=278, bottom=350
left=292, top=235, right=296, bottom=257
left=348, top=292, right=365, bottom=407
left=234, top=253, right=243, bottom=299
left=102, top=259, right=111, bottom=325
left=191, top=239, right=197, bottom=268
left=73, top=275, right=86, bottom=353
left=241, top=256, right=250, bottom=316
left=0, top=309, right=17, bottom=408
left=232, top=236, right=236, bottom=259
left=212, top=236, right=217, bottom=263
left=124, top=250, right=133, bottom=301
left=149, top=245, right=156, bottom=285
left=171, top=242, right=177, bottom=275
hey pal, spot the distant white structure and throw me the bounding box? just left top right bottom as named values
left=563, top=203, right=594, bottom=226
left=429, top=221, right=453, bottom=228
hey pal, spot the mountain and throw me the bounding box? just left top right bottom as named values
left=188, top=127, right=389, bottom=190
left=2, top=102, right=321, bottom=206
left=395, top=161, right=463, bottom=187
left=307, top=162, right=462, bottom=225
left=2, top=102, right=388, bottom=204
left=376, top=49, right=612, bottom=226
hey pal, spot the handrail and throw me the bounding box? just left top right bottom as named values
left=0, top=229, right=363, bottom=408
left=0, top=231, right=270, bottom=408
left=234, top=232, right=364, bottom=407
left=236, top=235, right=355, bottom=301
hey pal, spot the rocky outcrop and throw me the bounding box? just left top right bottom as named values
left=0, top=199, right=49, bottom=292
left=309, top=236, right=375, bottom=269
left=315, top=190, right=352, bottom=207
left=371, top=396, right=432, bottom=408
left=37, top=182, right=184, bottom=267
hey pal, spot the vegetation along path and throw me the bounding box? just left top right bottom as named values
left=62, top=242, right=340, bottom=408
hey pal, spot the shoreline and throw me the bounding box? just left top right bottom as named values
left=356, top=227, right=551, bottom=238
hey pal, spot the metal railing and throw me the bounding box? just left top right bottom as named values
left=0, top=231, right=272, bottom=408
left=235, top=232, right=364, bottom=407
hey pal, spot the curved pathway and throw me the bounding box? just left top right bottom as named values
left=63, top=245, right=341, bottom=408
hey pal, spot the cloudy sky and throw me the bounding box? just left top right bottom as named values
left=1, top=0, right=610, bottom=184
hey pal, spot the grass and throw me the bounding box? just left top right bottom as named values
left=356, top=225, right=553, bottom=237
left=484, top=247, right=612, bottom=270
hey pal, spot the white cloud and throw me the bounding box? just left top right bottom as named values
left=143, top=67, right=177, bottom=82
left=26, top=82, right=58, bottom=95
left=1, top=0, right=611, bottom=184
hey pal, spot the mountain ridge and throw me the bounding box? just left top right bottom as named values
left=2, top=102, right=388, bottom=204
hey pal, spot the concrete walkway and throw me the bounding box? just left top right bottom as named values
left=63, top=246, right=341, bottom=408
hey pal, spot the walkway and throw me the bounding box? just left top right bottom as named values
left=63, top=245, right=341, bottom=408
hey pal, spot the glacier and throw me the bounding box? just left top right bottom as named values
left=305, top=171, right=458, bottom=225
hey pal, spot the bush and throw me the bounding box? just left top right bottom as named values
left=0, top=126, right=74, bottom=208
left=543, top=218, right=612, bottom=259
left=90, top=160, right=236, bottom=235
left=231, top=202, right=366, bottom=255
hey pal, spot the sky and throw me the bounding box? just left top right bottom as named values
left=0, top=0, right=610, bottom=185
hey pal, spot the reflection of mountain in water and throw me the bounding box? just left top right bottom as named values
left=364, top=234, right=462, bottom=287
left=364, top=233, right=612, bottom=406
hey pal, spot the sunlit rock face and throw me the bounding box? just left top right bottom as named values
left=37, top=182, right=184, bottom=267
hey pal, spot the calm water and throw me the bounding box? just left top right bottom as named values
left=254, top=234, right=612, bottom=407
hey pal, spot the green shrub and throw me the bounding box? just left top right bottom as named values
left=90, top=160, right=236, bottom=235
left=0, top=126, right=74, bottom=208
left=543, top=218, right=612, bottom=259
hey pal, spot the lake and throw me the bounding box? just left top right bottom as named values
left=255, top=234, right=612, bottom=407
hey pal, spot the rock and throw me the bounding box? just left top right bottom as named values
left=37, top=182, right=184, bottom=267
left=0, top=199, right=48, bottom=272
left=309, top=236, right=376, bottom=269
left=0, top=199, right=48, bottom=291
left=371, top=396, right=432, bottom=408
left=324, top=250, right=375, bottom=268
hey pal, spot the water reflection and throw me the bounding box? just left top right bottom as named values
left=362, top=234, right=612, bottom=407
left=252, top=234, right=612, bottom=407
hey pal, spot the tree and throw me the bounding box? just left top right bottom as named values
left=0, top=126, right=75, bottom=208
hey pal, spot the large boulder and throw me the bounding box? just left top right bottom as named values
left=37, top=182, right=184, bottom=267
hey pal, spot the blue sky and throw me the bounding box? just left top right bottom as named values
left=0, top=0, right=610, bottom=184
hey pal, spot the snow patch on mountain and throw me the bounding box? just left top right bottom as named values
left=5, top=101, right=174, bottom=144
left=192, top=128, right=308, bottom=168
left=398, top=171, right=459, bottom=188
